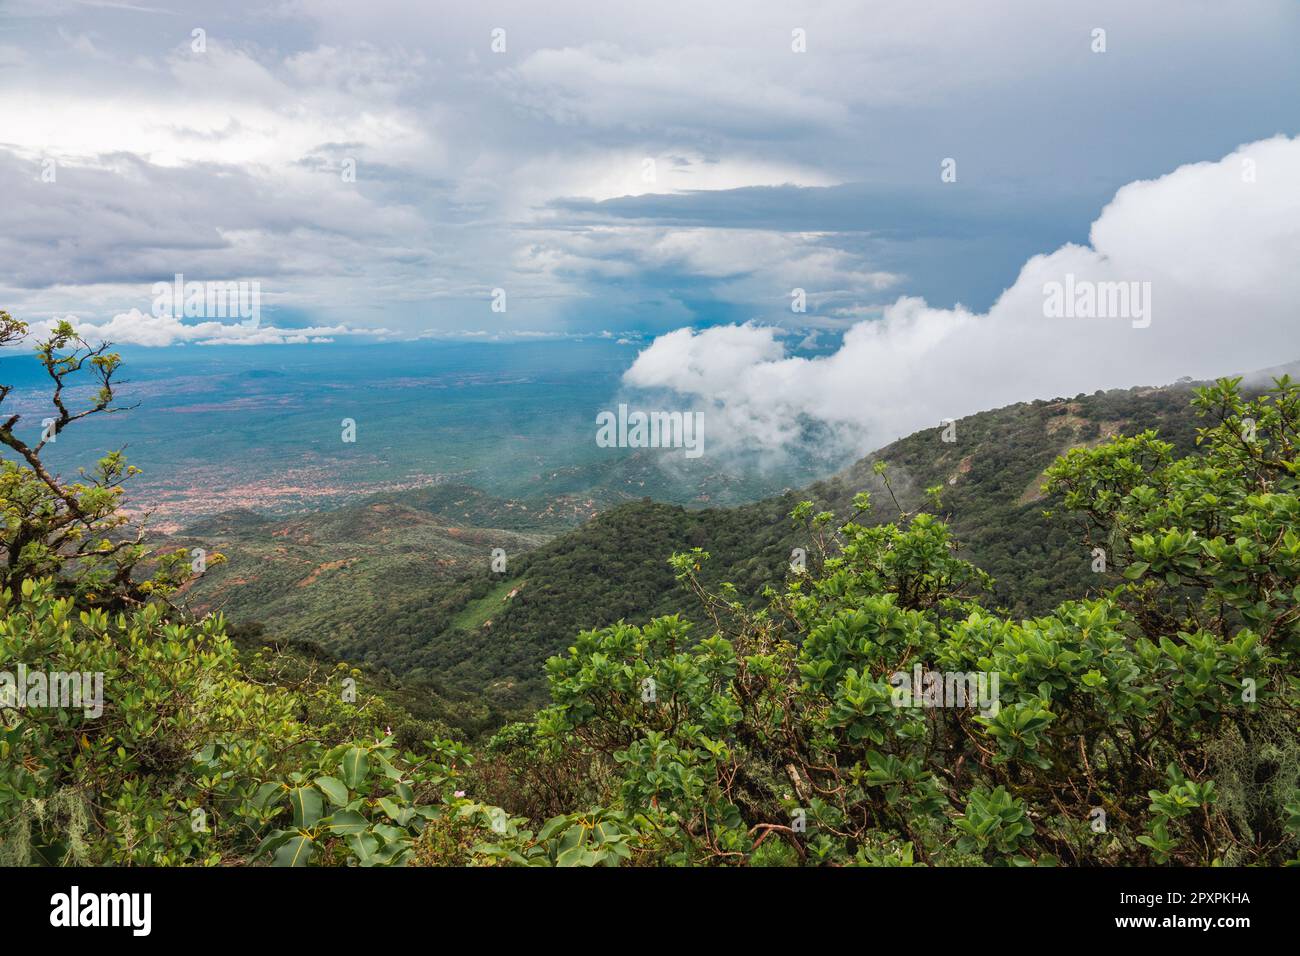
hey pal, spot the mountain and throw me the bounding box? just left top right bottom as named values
left=170, top=373, right=1259, bottom=718
left=168, top=489, right=553, bottom=667
left=370, top=380, right=1210, bottom=707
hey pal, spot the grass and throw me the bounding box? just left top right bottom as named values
left=450, top=577, right=523, bottom=632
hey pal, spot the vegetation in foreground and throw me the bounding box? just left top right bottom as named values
left=1, top=310, right=1297, bottom=866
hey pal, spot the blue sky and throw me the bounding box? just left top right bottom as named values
left=1, top=0, right=1298, bottom=345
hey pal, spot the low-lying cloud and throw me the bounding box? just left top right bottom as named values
left=23, top=309, right=381, bottom=347
left=624, top=135, right=1300, bottom=456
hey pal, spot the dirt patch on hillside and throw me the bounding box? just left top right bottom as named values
left=947, top=454, right=974, bottom=486
left=297, top=558, right=358, bottom=587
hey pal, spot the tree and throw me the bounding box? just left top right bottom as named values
left=0, top=311, right=190, bottom=604
left=0, top=312, right=500, bottom=866
left=526, top=379, right=1299, bottom=865
left=3, top=315, right=1295, bottom=867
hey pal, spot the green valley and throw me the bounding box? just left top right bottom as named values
left=177, top=374, right=1227, bottom=718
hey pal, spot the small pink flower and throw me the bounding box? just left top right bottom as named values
left=454, top=790, right=466, bottom=798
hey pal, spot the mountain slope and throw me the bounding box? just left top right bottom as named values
left=367, top=381, right=1209, bottom=705
left=170, top=493, right=553, bottom=669
left=173, top=371, right=1284, bottom=714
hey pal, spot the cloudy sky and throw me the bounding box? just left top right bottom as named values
left=2, top=0, right=1297, bottom=344
left=1, top=0, right=1299, bottom=460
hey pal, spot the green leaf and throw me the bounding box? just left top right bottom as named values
left=556, top=844, right=595, bottom=867
left=537, top=815, right=569, bottom=842
left=273, top=835, right=315, bottom=867
left=253, top=828, right=292, bottom=860
left=289, top=786, right=323, bottom=828
left=251, top=782, right=283, bottom=811
left=374, top=823, right=408, bottom=843
left=347, top=832, right=380, bottom=866
left=324, top=809, right=369, bottom=835
left=315, top=775, right=349, bottom=806
left=341, top=747, right=370, bottom=789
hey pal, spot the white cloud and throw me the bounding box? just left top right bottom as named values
left=624, top=135, right=1300, bottom=453
left=2, top=40, right=437, bottom=171
left=2, top=0, right=1297, bottom=337
left=24, top=309, right=386, bottom=347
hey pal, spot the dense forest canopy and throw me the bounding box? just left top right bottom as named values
left=178, top=374, right=1214, bottom=716
left=1, top=312, right=1297, bottom=866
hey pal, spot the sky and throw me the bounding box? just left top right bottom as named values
left=626, top=133, right=1300, bottom=456
left=2, top=0, right=1297, bottom=345
left=2, top=0, right=1299, bottom=461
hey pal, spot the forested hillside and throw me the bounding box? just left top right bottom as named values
left=169, top=499, right=547, bottom=664
left=182, top=377, right=1221, bottom=713
left=4, top=314, right=1297, bottom=869
left=385, top=382, right=1208, bottom=706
